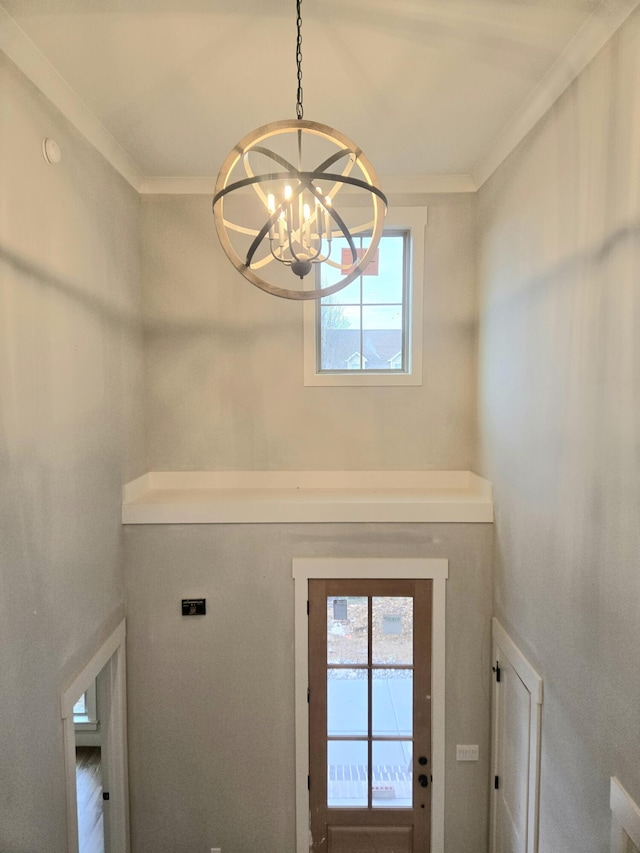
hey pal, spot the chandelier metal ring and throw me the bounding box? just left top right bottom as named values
left=212, top=119, right=388, bottom=300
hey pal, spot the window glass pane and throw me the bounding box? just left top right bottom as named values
left=318, top=238, right=351, bottom=290
left=328, top=669, right=367, bottom=737
left=363, top=236, right=404, bottom=304
left=73, top=693, right=87, bottom=717
left=362, top=329, right=403, bottom=371
left=372, top=741, right=412, bottom=809
left=372, top=597, right=413, bottom=665
left=328, top=740, right=368, bottom=808
left=372, top=670, right=413, bottom=737
left=320, top=307, right=361, bottom=370
left=362, top=305, right=403, bottom=330
left=327, top=596, right=368, bottom=664
left=323, top=279, right=361, bottom=306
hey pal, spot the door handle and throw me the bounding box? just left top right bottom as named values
left=418, top=774, right=429, bottom=788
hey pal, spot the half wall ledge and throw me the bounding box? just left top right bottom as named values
left=121, top=470, right=493, bottom=525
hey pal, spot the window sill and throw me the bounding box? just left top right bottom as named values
left=74, top=721, right=99, bottom=731
left=303, top=370, right=422, bottom=387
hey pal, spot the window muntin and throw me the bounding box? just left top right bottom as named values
left=316, top=231, right=409, bottom=374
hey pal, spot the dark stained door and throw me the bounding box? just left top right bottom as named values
left=309, top=579, right=432, bottom=853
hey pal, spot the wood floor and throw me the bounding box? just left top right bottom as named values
left=76, top=746, right=104, bottom=853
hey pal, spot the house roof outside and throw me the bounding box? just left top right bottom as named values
left=321, top=329, right=403, bottom=371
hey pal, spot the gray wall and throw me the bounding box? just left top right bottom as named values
left=141, top=192, right=477, bottom=472
left=124, top=521, right=493, bottom=853
left=0, top=54, right=144, bottom=851
left=477, top=8, right=640, bottom=851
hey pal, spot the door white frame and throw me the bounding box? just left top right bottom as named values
left=610, top=777, right=640, bottom=853
left=490, top=618, right=543, bottom=853
left=61, top=619, right=130, bottom=853
left=292, top=558, right=448, bottom=853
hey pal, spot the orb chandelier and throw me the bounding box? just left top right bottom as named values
left=212, top=0, right=388, bottom=300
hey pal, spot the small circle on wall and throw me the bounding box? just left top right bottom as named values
left=42, top=137, right=62, bottom=165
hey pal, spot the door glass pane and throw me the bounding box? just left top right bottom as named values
left=328, top=740, right=368, bottom=808
left=372, top=597, right=413, bottom=665
left=327, top=596, right=368, bottom=664
left=328, top=669, right=367, bottom=736
left=372, top=670, right=413, bottom=737
left=372, top=740, right=413, bottom=809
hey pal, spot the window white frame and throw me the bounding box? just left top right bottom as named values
left=292, top=557, right=447, bottom=853
left=303, top=206, right=427, bottom=386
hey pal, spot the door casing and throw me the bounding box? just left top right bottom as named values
left=490, top=618, right=543, bottom=853
left=292, top=558, right=448, bottom=853
left=61, top=619, right=130, bottom=853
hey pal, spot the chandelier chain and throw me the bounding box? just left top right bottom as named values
left=296, top=0, right=304, bottom=119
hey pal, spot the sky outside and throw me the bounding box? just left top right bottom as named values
left=320, top=235, right=405, bottom=330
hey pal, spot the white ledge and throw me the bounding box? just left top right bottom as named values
left=122, top=471, right=493, bottom=525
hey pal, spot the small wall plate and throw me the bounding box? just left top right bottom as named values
left=182, top=599, right=206, bottom=616
left=42, top=137, right=62, bottom=165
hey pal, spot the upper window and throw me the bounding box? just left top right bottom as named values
left=303, top=207, right=426, bottom=386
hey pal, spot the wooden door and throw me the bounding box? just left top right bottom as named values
left=494, top=657, right=531, bottom=853
left=309, top=579, right=432, bottom=853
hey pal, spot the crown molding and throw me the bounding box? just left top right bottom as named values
left=472, top=0, right=640, bottom=188
left=0, top=4, right=144, bottom=190
left=3, top=0, right=638, bottom=196
left=138, top=173, right=478, bottom=196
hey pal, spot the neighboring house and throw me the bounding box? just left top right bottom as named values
left=322, top=329, right=403, bottom=370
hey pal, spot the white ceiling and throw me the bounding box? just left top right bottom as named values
left=1, top=0, right=637, bottom=188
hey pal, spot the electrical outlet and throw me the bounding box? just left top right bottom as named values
left=456, top=744, right=479, bottom=761
left=211, top=848, right=222, bottom=853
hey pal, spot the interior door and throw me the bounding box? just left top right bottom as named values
left=494, top=656, right=531, bottom=853
left=309, top=579, right=432, bottom=853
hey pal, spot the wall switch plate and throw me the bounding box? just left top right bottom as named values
left=182, top=598, right=206, bottom=616
left=456, top=744, right=479, bottom=761
left=211, top=848, right=221, bottom=853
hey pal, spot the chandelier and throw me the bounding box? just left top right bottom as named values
left=212, top=0, right=388, bottom=300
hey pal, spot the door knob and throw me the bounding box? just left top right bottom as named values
left=418, top=774, right=429, bottom=788
left=418, top=756, right=427, bottom=765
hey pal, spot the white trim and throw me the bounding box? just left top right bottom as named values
left=472, top=0, right=640, bottom=188
left=610, top=777, right=640, bottom=853
left=121, top=470, right=494, bottom=525
left=122, top=472, right=151, bottom=504
left=61, top=622, right=126, bottom=719
left=139, top=174, right=477, bottom=196
left=490, top=619, right=543, bottom=853
left=0, top=7, right=143, bottom=190
left=491, top=620, right=543, bottom=706
left=133, top=469, right=480, bottom=490
left=303, top=206, right=426, bottom=388
left=292, top=558, right=448, bottom=853
left=61, top=620, right=130, bottom=853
